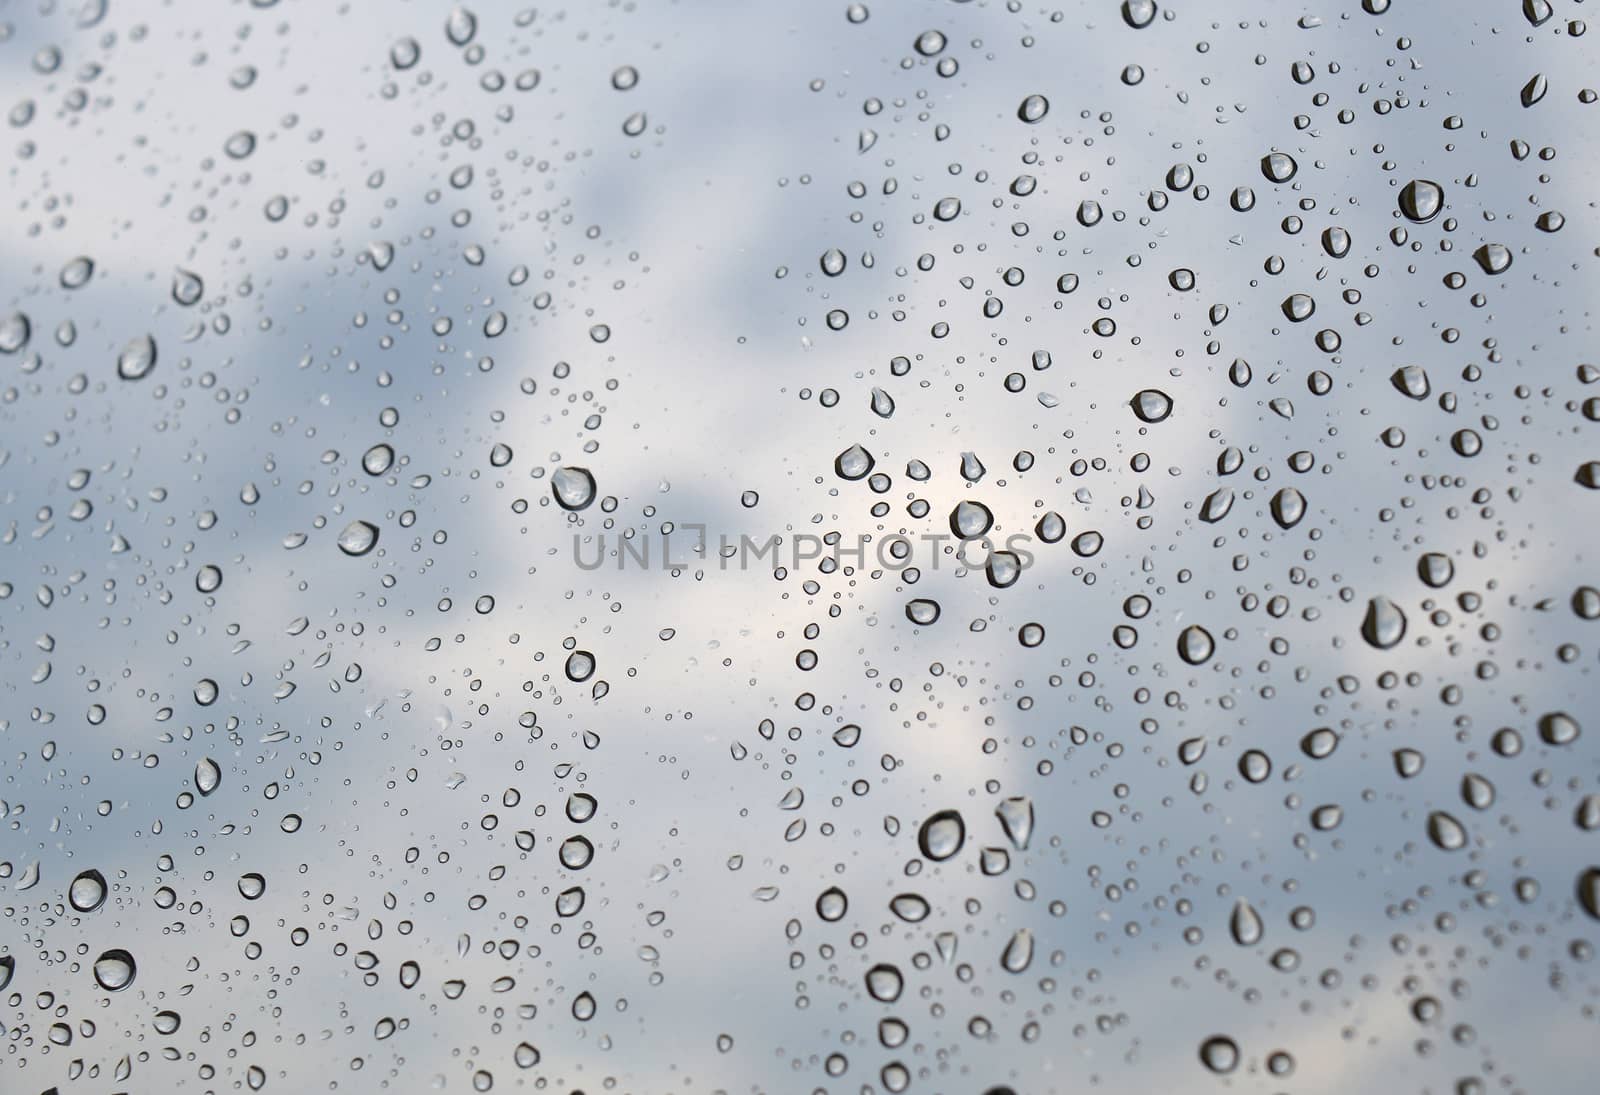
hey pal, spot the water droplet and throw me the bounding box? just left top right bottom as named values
left=1521, top=72, right=1548, bottom=107
left=1200, top=487, right=1235, bottom=523
left=445, top=6, right=478, bottom=46
left=996, top=797, right=1033, bottom=849
left=1000, top=929, right=1034, bottom=973
left=816, top=887, right=848, bottom=921
left=172, top=268, right=204, bottom=306
left=1270, top=488, right=1306, bottom=529
left=835, top=444, right=874, bottom=480
left=890, top=892, right=930, bottom=921
left=390, top=36, right=421, bottom=69
left=1261, top=151, right=1298, bottom=183
left=1229, top=899, right=1263, bottom=946
left=1398, top=179, right=1443, bottom=222
left=1017, top=94, right=1049, bottom=123
left=552, top=466, right=597, bottom=510
left=1131, top=388, right=1173, bottom=423
left=1473, top=243, right=1513, bottom=275
left=1578, top=868, right=1600, bottom=920
left=1418, top=552, right=1454, bottom=587
left=0, top=312, right=30, bottom=353
left=918, top=810, right=965, bottom=860
left=59, top=256, right=94, bottom=289
left=949, top=500, right=994, bottom=539
left=1360, top=596, right=1407, bottom=649
left=117, top=334, right=157, bottom=380
left=1177, top=625, right=1215, bottom=665
left=93, top=949, right=136, bottom=992
left=1198, top=1035, right=1239, bottom=1074
left=565, top=650, right=596, bottom=683
left=368, top=241, right=395, bottom=270
left=69, top=869, right=107, bottom=913
left=1538, top=711, right=1580, bottom=745
left=337, top=520, right=380, bottom=557
left=1122, top=0, right=1158, bottom=29
left=362, top=443, right=395, bottom=475
left=1392, top=365, right=1431, bottom=399
left=1427, top=810, right=1468, bottom=851
left=1394, top=748, right=1425, bottom=778
left=555, top=833, right=596, bottom=870
left=1282, top=293, right=1315, bottom=322
left=865, top=963, right=904, bottom=1001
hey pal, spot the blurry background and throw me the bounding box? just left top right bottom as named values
left=1, top=0, right=1597, bottom=1092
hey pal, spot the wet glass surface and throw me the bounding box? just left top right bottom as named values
left=1, top=2, right=1598, bottom=1092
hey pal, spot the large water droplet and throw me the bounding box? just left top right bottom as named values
left=949, top=500, right=994, bottom=539
left=1398, top=179, right=1443, bottom=222
left=1261, top=151, right=1297, bottom=183
left=59, top=256, right=94, bottom=289
left=834, top=444, right=874, bottom=481
left=1016, top=94, right=1049, bottom=123
left=1177, top=624, right=1215, bottom=665
left=1198, top=1035, right=1239, bottom=1074
left=1130, top=388, right=1173, bottom=423
left=1538, top=711, right=1580, bottom=745
left=1427, top=810, right=1468, bottom=851
left=362, top=443, right=395, bottom=476
left=195, top=757, right=222, bottom=796
left=172, top=268, right=204, bottom=306
left=1270, top=488, right=1306, bottom=529
left=1000, top=929, right=1034, bottom=973
left=816, top=887, right=848, bottom=921
left=1122, top=0, right=1158, bottom=29
left=996, top=796, right=1033, bottom=849
left=551, top=467, right=597, bottom=511
left=1520, top=72, right=1548, bottom=108
left=918, top=810, right=965, bottom=860
left=1229, top=899, right=1263, bottom=946
left=1578, top=868, right=1600, bottom=920
left=117, top=335, right=157, bottom=380
left=1473, top=243, right=1513, bottom=275
left=889, top=893, right=930, bottom=922
left=1360, top=596, right=1407, bottom=649
left=865, top=962, right=904, bottom=1001
left=1418, top=552, right=1454, bottom=587
left=337, top=520, right=380, bottom=556
left=69, top=869, right=107, bottom=913
left=445, top=6, right=478, bottom=46
left=0, top=311, right=30, bottom=353
left=93, top=949, right=137, bottom=992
